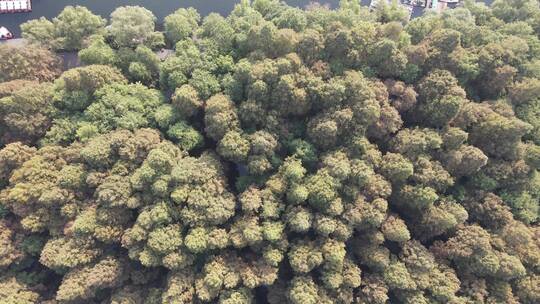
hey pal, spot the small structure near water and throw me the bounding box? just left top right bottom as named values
left=0, top=26, right=13, bottom=40
left=0, top=0, right=31, bottom=14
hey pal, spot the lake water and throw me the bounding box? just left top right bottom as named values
left=0, top=0, right=495, bottom=38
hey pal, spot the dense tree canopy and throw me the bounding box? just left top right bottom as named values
left=21, top=5, right=106, bottom=51
left=108, top=6, right=164, bottom=49
left=0, top=45, right=61, bottom=82
left=2, top=1, right=540, bottom=303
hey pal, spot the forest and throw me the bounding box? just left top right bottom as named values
left=0, top=0, right=539, bottom=303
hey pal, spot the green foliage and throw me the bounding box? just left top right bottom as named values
left=0, top=277, right=40, bottom=303
left=109, top=6, right=163, bottom=48
left=78, top=35, right=116, bottom=66
left=167, top=121, right=204, bottom=152
left=374, top=0, right=410, bottom=24
left=52, top=6, right=106, bottom=50
left=21, top=6, right=105, bottom=50
left=380, top=153, right=414, bottom=184
left=1, top=1, right=540, bottom=303
left=0, top=83, right=55, bottom=145
left=164, top=8, right=200, bottom=45
left=20, top=17, right=55, bottom=47
left=0, top=45, right=61, bottom=83
left=172, top=84, right=203, bottom=118
left=56, top=256, right=126, bottom=302
left=52, top=64, right=127, bottom=112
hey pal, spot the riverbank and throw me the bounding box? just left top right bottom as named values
left=1, top=0, right=495, bottom=38
left=2, top=0, right=346, bottom=37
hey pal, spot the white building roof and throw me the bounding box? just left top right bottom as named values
left=0, top=0, right=31, bottom=13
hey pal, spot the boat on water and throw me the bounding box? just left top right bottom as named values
left=0, top=26, right=13, bottom=40
left=0, top=0, right=32, bottom=14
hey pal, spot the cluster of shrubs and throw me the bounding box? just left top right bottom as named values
left=0, top=0, right=539, bottom=303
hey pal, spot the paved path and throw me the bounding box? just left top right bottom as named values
left=0, top=37, right=27, bottom=46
